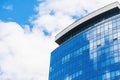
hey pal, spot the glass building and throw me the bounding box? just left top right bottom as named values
left=49, top=2, right=120, bottom=80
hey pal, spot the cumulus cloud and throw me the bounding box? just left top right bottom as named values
left=31, top=0, right=120, bottom=36
left=31, top=0, right=120, bottom=79
left=1, top=0, right=120, bottom=80
left=0, top=21, right=57, bottom=80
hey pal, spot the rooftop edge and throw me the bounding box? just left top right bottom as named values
left=55, top=1, right=120, bottom=45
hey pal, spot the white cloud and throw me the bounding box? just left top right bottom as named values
left=31, top=0, right=120, bottom=79
left=0, top=21, right=57, bottom=80
left=1, top=0, right=120, bottom=80
left=32, top=12, right=74, bottom=35
left=3, top=5, right=13, bottom=11
left=32, top=0, right=120, bottom=36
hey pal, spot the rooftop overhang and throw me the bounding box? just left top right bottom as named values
left=55, top=2, right=120, bottom=45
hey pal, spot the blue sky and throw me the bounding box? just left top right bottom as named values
left=0, top=0, right=119, bottom=80
left=0, top=0, right=38, bottom=28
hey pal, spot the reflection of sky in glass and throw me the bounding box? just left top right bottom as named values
left=49, top=13, right=120, bottom=80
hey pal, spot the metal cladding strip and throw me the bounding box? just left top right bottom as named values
left=55, top=1, right=120, bottom=41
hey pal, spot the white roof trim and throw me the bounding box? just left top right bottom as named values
left=55, top=1, right=120, bottom=41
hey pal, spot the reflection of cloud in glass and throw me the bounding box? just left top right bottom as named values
left=87, top=18, right=114, bottom=69
left=87, top=14, right=120, bottom=72
left=65, top=76, right=71, bottom=80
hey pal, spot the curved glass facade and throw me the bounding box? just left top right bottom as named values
left=49, top=10, right=120, bottom=80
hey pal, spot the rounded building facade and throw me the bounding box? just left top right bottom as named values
left=49, top=2, right=120, bottom=80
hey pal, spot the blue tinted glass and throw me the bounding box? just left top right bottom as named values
left=49, top=13, right=120, bottom=80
